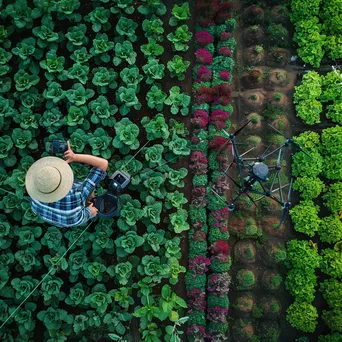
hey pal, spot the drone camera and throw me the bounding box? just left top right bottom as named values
left=50, top=139, right=68, bottom=154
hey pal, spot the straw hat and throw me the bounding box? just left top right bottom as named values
left=25, top=156, right=74, bottom=203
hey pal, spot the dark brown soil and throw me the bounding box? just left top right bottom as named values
left=234, top=240, right=257, bottom=263
left=243, top=6, right=265, bottom=25
left=266, top=48, right=290, bottom=67
left=242, top=26, right=265, bottom=46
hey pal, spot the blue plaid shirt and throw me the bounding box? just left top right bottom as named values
left=30, top=167, right=107, bottom=228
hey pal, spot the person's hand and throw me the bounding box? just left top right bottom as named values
left=88, top=202, right=98, bottom=217
left=64, top=141, right=77, bottom=164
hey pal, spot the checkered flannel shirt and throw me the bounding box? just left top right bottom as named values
left=30, top=167, right=107, bottom=228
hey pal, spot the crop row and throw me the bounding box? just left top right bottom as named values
left=0, top=1, right=194, bottom=341
left=290, top=0, right=342, bottom=67
left=286, top=65, right=342, bottom=339
left=185, top=0, right=235, bottom=341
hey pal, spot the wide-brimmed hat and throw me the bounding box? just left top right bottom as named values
left=25, top=156, right=74, bottom=203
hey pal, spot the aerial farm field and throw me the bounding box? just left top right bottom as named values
left=0, top=0, right=342, bottom=341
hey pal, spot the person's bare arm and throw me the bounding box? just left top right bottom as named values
left=64, top=142, right=108, bottom=171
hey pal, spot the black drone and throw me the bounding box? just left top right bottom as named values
left=212, top=120, right=309, bottom=228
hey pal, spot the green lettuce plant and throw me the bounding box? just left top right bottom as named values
left=166, top=167, right=188, bottom=188
left=89, top=223, right=115, bottom=256
left=15, top=225, right=42, bottom=250
left=107, top=260, right=134, bottom=286
left=67, top=106, right=89, bottom=130
left=141, top=113, right=169, bottom=141
left=92, top=67, right=118, bottom=94
left=320, top=278, right=342, bottom=310
left=41, top=275, right=65, bottom=306
left=116, top=17, right=138, bottom=42
left=5, top=0, right=42, bottom=29
left=141, top=38, right=164, bottom=57
left=322, top=310, right=342, bottom=333
left=41, top=226, right=63, bottom=252
left=115, top=156, right=143, bottom=186
left=110, top=0, right=135, bottom=15
left=12, top=108, right=39, bottom=131
left=318, top=215, right=342, bottom=243
left=167, top=25, right=192, bottom=51
left=142, top=58, right=165, bottom=84
left=323, top=183, right=342, bottom=212
left=141, top=172, right=166, bottom=199
left=37, top=307, right=73, bottom=331
left=68, top=249, right=87, bottom=282
left=0, top=135, right=13, bottom=160
left=143, top=225, right=165, bottom=252
left=117, top=194, right=144, bottom=231
left=40, top=50, right=65, bottom=80
left=65, top=24, right=88, bottom=52
left=104, top=307, right=132, bottom=336
left=110, top=287, right=134, bottom=310
left=14, top=247, right=41, bottom=272
left=14, top=70, right=39, bottom=92
left=85, top=7, right=111, bottom=32
left=62, top=63, right=89, bottom=84
left=138, top=0, right=166, bottom=16
left=143, top=196, right=163, bottom=224
left=286, top=301, right=318, bottom=333
left=89, top=95, right=118, bottom=127
left=166, top=134, right=190, bottom=156
left=293, top=176, right=324, bottom=199
left=0, top=215, right=13, bottom=249
left=55, top=0, right=81, bottom=22
left=0, top=193, right=22, bottom=220
left=289, top=200, right=321, bottom=236
left=146, top=84, right=167, bottom=112
left=0, top=77, right=11, bottom=94
left=83, top=261, right=107, bottom=285
left=137, top=255, right=169, bottom=283
left=167, top=55, right=190, bottom=81
left=70, top=47, right=91, bottom=64
left=43, top=81, right=65, bottom=108
left=120, top=66, right=143, bottom=91
left=88, top=127, right=113, bottom=158
left=32, top=16, right=63, bottom=50
left=165, top=86, right=190, bottom=115
left=169, top=3, right=190, bottom=26
left=166, top=191, right=188, bottom=210
left=11, top=276, right=39, bottom=301
left=292, top=150, right=323, bottom=178
left=169, top=209, right=190, bottom=233
left=168, top=257, right=186, bottom=285
left=0, top=48, right=12, bottom=70
left=66, top=83, right=95, bottom=106
left=295, top=99, right=322, bottom=125
left=142, top=17, right=164, bottom=42
left=144, top=144, right=164, bottom=166
left=9, top=302, right=37, bottom=335
left=158, top=284, right=187, bottom=320
left=113, top=41, right=137, bottom=66
left=115, top=230, right=144, bottom=258
left=164, top=237, right=182, bottom=259
left=113, top=118, right=140, bottom=154
left=321, top=248, right=342, bottom=278
left=40, top=108, right=66, bottom=134
left=65, top=283, right=86, bottom=307
left=12, top=128, right=37, bottom=150
left=90, top=33, right=114, bottom=64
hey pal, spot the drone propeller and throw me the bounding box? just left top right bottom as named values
left=222, top=119, right=252, bottom=139
left=267, top=124, right=310, bottom=157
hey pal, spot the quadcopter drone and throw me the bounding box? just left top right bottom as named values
left=211, top=120, right=309, bottom=228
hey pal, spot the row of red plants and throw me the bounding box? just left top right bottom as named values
left=186, top=1, right=235, bottom=341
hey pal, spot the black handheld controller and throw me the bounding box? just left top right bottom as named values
left=50, top=139, right=68, bottom=154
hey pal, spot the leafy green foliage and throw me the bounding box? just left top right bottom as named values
left=141, top=39, right=164, bottom=58
left=90, top=33, right=114, bottom=64
left=167, top=25, right=192, bottom=52
left=92, top=67, right=118, bottom=94
left=320, top=278, right=342, bottom=310
left=138, top=0, right=166, bottom=16
left=165, top=86, right=191, bottom=116
left=289, top=200, right=321, bottom=236
left=113, top=41, right=137, bottom=66
left=89, top=95, right=117, bottom=127
left=286, top=301, right=318, bottom=333
left=85, top=7, right=111, bottom=32
left=169, top=209, right=190, bottom=233
left=116, top=17, right=138, bottom=42
left=293, top=176, right=325, bottom=199
left=14, top=70, right=40, bottom=92
left=167, top=55, right=190, bottom=81
left=169, top=3, right=190, bottom=26
left=142, top=57, right=165, bottom=84
left=318, top=215, right=342, bottom=243
left=113, top=118, right=140, bottom=154
left=115, top=230, right=144, bottom=258
left=65, top=24, right=88, bottom=52
left=323, top=183, right=342, bottom=212
left=142, top=17, right=164, bottom=42
left=321, top=248, right=342, bottom=278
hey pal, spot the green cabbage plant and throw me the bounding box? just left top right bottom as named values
left=85, top=7, right=111, bottom=32
left=43, top=81, right=65, bottom=108
left=14, top=70, right=39, bottom=92
left=169, top=209, right=190, bottom=233
left=89, top=95, right=118, bottom=127
left=138, top=0, right=166, bottom=16
left=65, top=24, right=88, bottom=52
left=116, top=17, right=138, bottom=42
left=167, top=55, right=190, bottom=81
left=117, top=194, right=144, bottom=231
left=142, top=17, right=164, bottom=42
left=146, top=84, right=167, bottom=111
left=142, top=58, right=165, bottom=84
left=113, top=41, right=137, bottom=66
left=61, top=63, right=89, bottom=84
left=169, top=3, right=190, bottom=26
left=141, top=113, right=169, bottom=141
left=40, top=50, right=65, bottom=80
left=142, top=196, right=163, bottom=224
left=92, top=67, right=118, bottom=94
left=90, top=33, right=114, bottom=64
left=40, top=108, right=66, bottom=134
left=167, top=25, right=192, bottom=51
left=5, top=0, right=42, bottom=29
left=115, top=230, right=144, bottom=257
left=141, top=38, right=164, bottom=57
left=32, top=16, right=63, bottom=50
left=88, top=127, right=113, bottom=159
left=70, top=47, right=91, bottom=64
left=165, top=86, right=191, bottom=115
left=113, top=118, right=140, bottom=154
left=37, top=307, right=73, bottom=331
left=110, top=0, right=135, bottom=15
left=65, top=283, right=86, bottom=307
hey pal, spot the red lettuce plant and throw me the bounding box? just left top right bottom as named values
left=213, top=175, right=230, bottom=193
left=210, top=208, right=229, bottom=231
left=220, top=32, right=231, bottom=41
left=208, top=273, right=231, bottom=296
left=207, top=306, right=228, bottom=323
left=191, top=186, right=208, bottom=207
left=218, top=47, right=232, bottom=56
left=216, top=155, right=230, bottom=171
left=210, top=240, right=229, bottom=255
left=195, top=49, right=213, bottom=64
left=213, top=83, right=232, bottom=106
left=190, top=151, right=208, bottom=175
left=187, top=288, right=206, bottom=312
left=197, top=65, right=212, bottom=82
left=211, top=109, right=230, bottom=129
left=195, top=86, right=214, bottom=104
left=189, top=256, right=211, bottom=276
left=208, top=136, right=230, bottom=151
left=192, top=230, right=206, bottom=242
left=219, top=70, right=230, bottom=81
left=195, top=31, right=213, bottom=46
left=187, top=325, right=206, bottom=341
left=192, top=109, right=209, bottom=128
